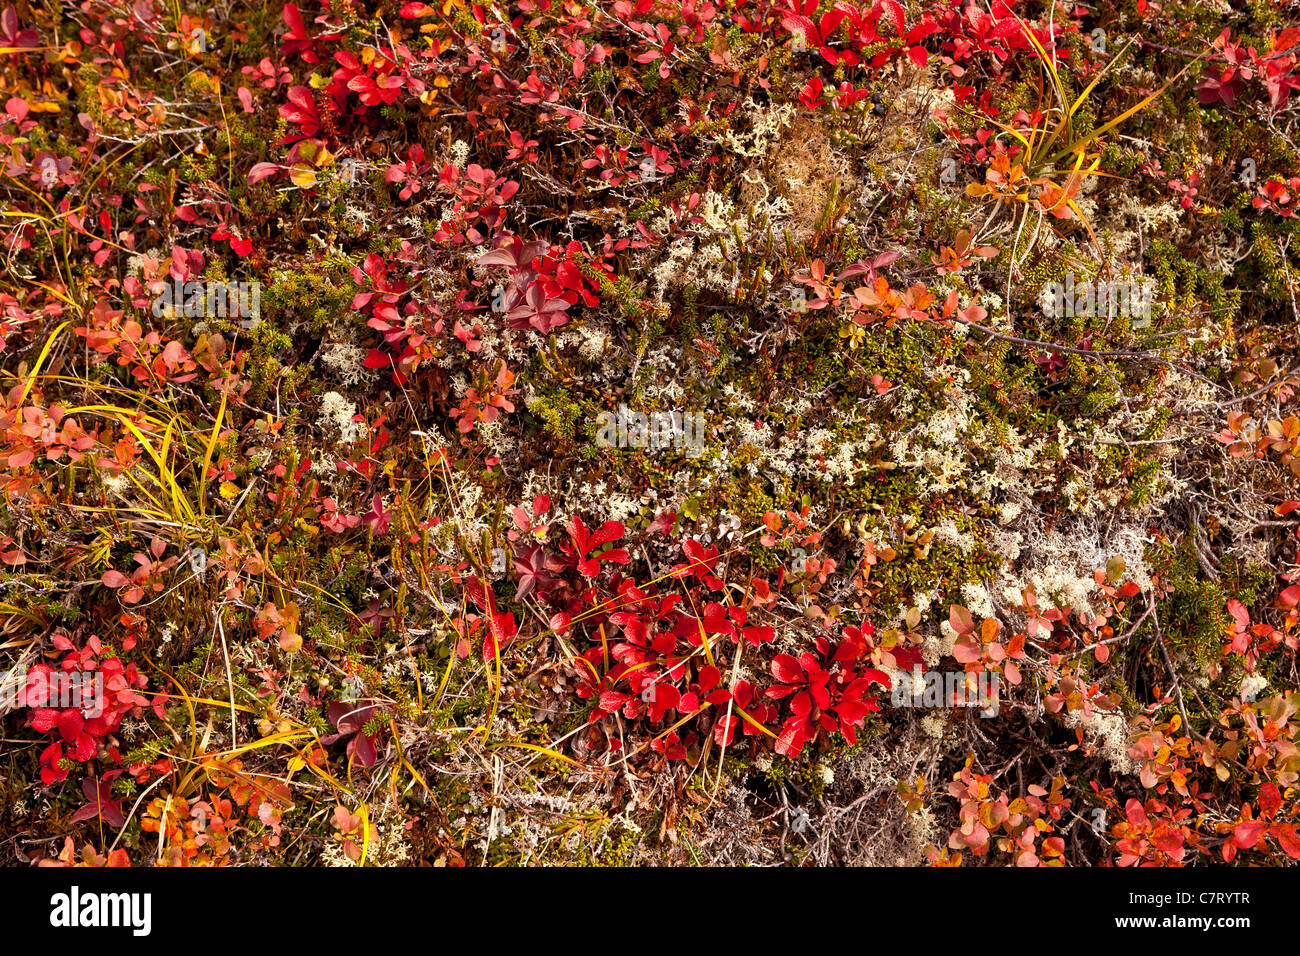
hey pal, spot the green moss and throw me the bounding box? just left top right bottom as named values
left=1156, top=536, right=1271, bottom=674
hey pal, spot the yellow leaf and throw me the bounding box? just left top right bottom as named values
left=297, top=139, right=335, bottom=168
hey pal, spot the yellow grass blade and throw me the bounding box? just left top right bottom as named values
left=1046, top=59, right=1193, bottom=166
left=1040, top=39, right=1137, bottom=158
left=112, top=413, right=196, bottom=523
left=358, top=802, right=371, bottom=866
left=489, top=741, right=590, bottom=771
left=198, top=389, right=228, bottom=516
left=16, top=320, right=70, bottom=407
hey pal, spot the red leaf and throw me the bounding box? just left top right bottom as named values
left=714, top=714, right=740, bottom=746
left=949, top=604, right=975, bottom=635
left=1274, top=824, right=1300, bottom=859
left=599, top=690, right=632, bottom=713
left=57, top=710, right=84, bottom=742
left=1232, top=819, right=1266, bottom=848
left=771, top=654, right=803, bottom=683
left=1259, top=783, right=1282, bottom=818
left=698, top=665, right=721, bottom=692
left=1227, top=599, right=1250, bottom=630
left=247, top=162, right=284, bottom=185
left=1151, top=828, right=1185, bottom=860
left=69, top=802, right=102, bottom=824
left=774, top=720, right=806, bottom=757
left=349, top=733, right=377, bottom=767
left=1125, top=799, right=1149, bottom=828
left=880, top=0, right=905, bottom=34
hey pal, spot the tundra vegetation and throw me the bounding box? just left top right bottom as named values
left=1, top=0, right=1299, bottom=867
